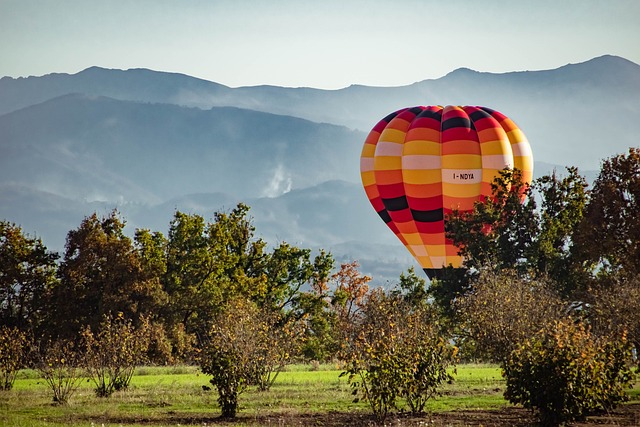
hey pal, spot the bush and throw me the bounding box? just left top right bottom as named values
left=503, top=319, right=635, bottom=426
left=35, top=339, right=84, bottom=404
left=340, top=290, right=457, bottom=421
left=82, top=313, right=151, bottom=397
left=456, top=269, right=565, bottom=363
left=0, top=326, right=30, bottom=390
left=199, top=298, right=299, bottom=418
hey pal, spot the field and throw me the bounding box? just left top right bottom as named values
left=2, top=364, right=639, bottom=426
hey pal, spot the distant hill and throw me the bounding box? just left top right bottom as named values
left=0, top=94, right=362, bottom=203
left=2, top=55, right=638, bottom=170
left=1, top=56, right=638, bottom=283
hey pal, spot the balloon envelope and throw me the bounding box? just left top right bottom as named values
left=360, top=105, right=533, bottom=278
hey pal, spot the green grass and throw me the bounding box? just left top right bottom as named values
left=1, top=364, right=638, bottom=426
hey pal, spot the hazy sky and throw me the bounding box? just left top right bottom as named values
left=2, top=0, right=639, bottom=89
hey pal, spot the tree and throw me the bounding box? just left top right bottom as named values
left=390, top=266, right=429, bottom=308
left=284, top=250, right=336, bottom=361
left=531, top=167, right=588, bottom=296
left=330, top=260, right=371, bottom=325
left=438, top=167, right=590, bottom=315
left=50, top=211, right=165, bottom=339
left=575, top=147, right=640, bottom=281
left=445, top=168, right=537, bottom=273
left=0, top=221, right=58, bottom=333
left=162, top=205, right=266, bottom=341
left=35, top=339, right=85, bottom=405
left=587, top=274, right=640, bottom=366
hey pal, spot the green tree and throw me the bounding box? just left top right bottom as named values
left=284, top=251, right=336, bottom=361
left=445, top=168, right=537, bottom=273
left=0, top=221, right=58, bottom=332
left=531, top=167, right=588, bottom=296
left=162, top=205, right=266, bottom=341
left=391, top=266, right=429, bottom=308
left=51, top=211, right=165, bottom=339
left=438, top=167, right=589, bottom=315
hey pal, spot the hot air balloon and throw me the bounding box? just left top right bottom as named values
left=360, top=105, right=533, bottom=279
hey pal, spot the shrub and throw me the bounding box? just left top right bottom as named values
left=456, top=269, right=565, bottom=363
left=340, top=290, right=457, bottom=420
left=199, top=298, right=299, bottom=418
left=35, top=339, right=84, bottom=404
left=0, top=326, right=30, bottom=390
left=503, top=319, right=635, bottom=426
left=82, top=313, right=151, bottom=397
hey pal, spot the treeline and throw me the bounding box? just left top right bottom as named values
left=1, top=148, right=639, bottom=424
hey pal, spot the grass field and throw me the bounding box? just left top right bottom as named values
left=2, top=364, right=639, bottom=426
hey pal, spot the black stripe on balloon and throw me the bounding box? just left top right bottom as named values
left=480, top=106, right=495, bottom=115
left=383, top=196, right=409, bottom=211
left=424, top=268, right=445, bottom=280
left=382, top=111, right=400, bottom=123
left=411, top=208, right=444, bottom=223
left=442, top=117, right=472, bottom=131
left=377, top=209, right=392, bottom=223
left=469, top=109, right=490, bottom=122
left=416, top=109, right=442, bottom=121
left=408, top=106, right=424, bottom=116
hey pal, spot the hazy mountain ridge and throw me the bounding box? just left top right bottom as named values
left=2, top=55, right=638, bottom=170
left=0, top=93, right=363, bottom=203
left=1, top=56, right=637, bottom=283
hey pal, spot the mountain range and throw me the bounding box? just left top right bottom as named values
left=1, top=55, right=639, bottom=283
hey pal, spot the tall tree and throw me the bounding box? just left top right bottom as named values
left=162, top=204, right=269, bottom=340
left=51, top=211, right=165, bottom=338
left=530, top=167, right=588, bottom=296
left=0, top=221, right=58, bottom=332
left=445, top=168, right=537, bottom=274
left=575, top=147, right=640, bottom=281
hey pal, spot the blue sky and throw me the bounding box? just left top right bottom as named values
left=2, top=0, right=639, bottom=89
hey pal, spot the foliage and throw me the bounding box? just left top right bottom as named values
left=293, top=251, right=337, bottom=361
left=199, top=298, right=301, bottom=418
left=575, top=147, right=640, bottom=281
left=0, top=221, right=58, bottom=333
left=331, top=261, right=371, bottom=325
left=0, top=326, right=30, bottom=390
left=340, top=290, right=457, bottom=420
left=34, top=339, right=85, bottom=405
left=163, top=205, right=266, bottom=341
left=441, top=168, right=589, bottom=308
left=51, top=210, right=166, bottom=339
left=530, top=167, right=589, bottom=296
left=82, top=313, right=151, bottom=397
left=587, top=274, right=640, bottom=367
left=503, top=319, right=635, bottom=426
left=445, top=168, right=537, bottom=274
left=456, top=269, right=566, bottom=363
left=390, top=266, right=429, bottom=308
